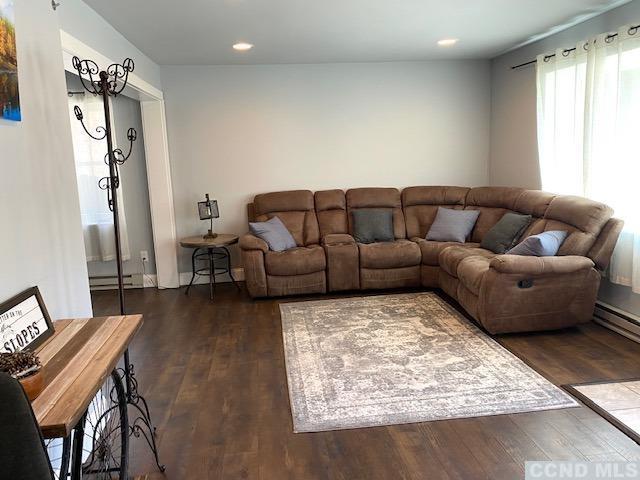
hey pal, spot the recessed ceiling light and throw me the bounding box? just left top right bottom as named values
left=437, top=38, right=459, bottom=47
left=233, top=42, right=254, bottom=51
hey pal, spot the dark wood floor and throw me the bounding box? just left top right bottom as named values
left=92, top=284, right=640, bottom=480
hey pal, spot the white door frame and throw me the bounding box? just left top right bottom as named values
left=60, top=31, right=180, bottom=288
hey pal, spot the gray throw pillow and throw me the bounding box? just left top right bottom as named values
left=352, top=209, right=395, bottom=244
left=480, top=212, right=532, bottom=254
left=425, top=207, right=480, bottom=243
left=249, top=216, right=297, bottom=252
left=507, top=230, right=568, bottom=256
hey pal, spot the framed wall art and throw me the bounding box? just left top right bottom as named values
left=0, top=0, right=20, bottom=121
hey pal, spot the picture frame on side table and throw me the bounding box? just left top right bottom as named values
left=0, top=287, right=54, bottom=352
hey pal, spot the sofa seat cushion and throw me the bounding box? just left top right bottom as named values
left=359, top=240, right=421, bottom=269
left=439, top=246, right=496, bottom=278
left=413, top=238, right=480, bottom=266
left=457, top=256, right=492, bottom=296
left=265, top=245, right=326, bottom=276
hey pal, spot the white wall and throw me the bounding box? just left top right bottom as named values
left=56, top=0, right=162, bottom=91
left=0, top=0, right=91, bottom=318
left=161, top=61, right=491, bottom=273
left=489, top=0, right=640, bottom=316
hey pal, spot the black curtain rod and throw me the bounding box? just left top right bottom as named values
left=511, top=24, right=639, bottom=70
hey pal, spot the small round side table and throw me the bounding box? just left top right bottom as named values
left=180, top=234, right=241, bottom=300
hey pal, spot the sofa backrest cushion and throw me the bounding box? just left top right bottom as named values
left=315, top=190, right=348, bottom=238
left=250, top=186, right=619, bottom=266
left=253, top=190, right=320, bottom=246
left=464, top=187, right=525, bottom=243
left=402, top=186, right=469, bottom=239
left=539, top=195, right=613, bottom=257
left=513, top=190, right=557, bottom=218
left=346, top=188, right=405, bottom=240
left=587, top=217, right=624, bottom=270
left=513, top=190, right=557, bottom=240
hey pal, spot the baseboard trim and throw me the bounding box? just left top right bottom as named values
left=89, top=268, right=247, bottom=290
left=143, top=274, right=158, bottom=288
left=179, top=267, right=245, bottom=286
left=90, top=273, right=158, bottom=290
left=594, top=301, right=640, bottom=344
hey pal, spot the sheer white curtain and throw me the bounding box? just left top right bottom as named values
left=536, top=43, right=588, bottom=196
left=537, top=25, right=640, bottom=291
left=68, top=93, right=130, bottom=263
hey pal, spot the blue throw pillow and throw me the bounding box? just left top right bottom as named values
left=425, top=207, right=480, bottom=243
left=249, top=216, right=297, bottom=252
left=506, top=230, right=568, bottom=256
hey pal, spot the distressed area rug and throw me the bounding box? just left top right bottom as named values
left=280, top=292, right=578, bottom=432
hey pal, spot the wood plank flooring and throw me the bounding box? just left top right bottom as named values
left=91, top=285, right=640, bottom=479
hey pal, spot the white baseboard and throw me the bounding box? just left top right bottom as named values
left=89, top=268, right=246, bottom=290
left=179, top=267, right=245, bottom=286
left=594, top=302, right=640, bottom=344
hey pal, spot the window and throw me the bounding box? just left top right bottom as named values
left=536, top=26, right=640, bottom=290
left=68, top=92, right=130, bottom=262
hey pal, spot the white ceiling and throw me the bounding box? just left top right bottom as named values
left=82, top=0, right=631, bottom=65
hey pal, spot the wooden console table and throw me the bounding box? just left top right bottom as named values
left=34, top=315, right=143, bottom=478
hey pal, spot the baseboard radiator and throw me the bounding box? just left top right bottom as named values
left=594, top=301, right=640, bottom=344
left=89, top=274, right=144, bottom=291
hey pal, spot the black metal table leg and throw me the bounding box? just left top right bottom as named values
left=222, top=246, right=242, bottom=291
left=70, top=411, right=86, bottom=480
left=45, top=435, right=71, bottom=480
left=121, top=359, right=165, bottom=474
left=211, top=248, right=217, bottom=297
left=208, top=248, right=215, bottom=300
left=59, top=436, right=71, bottom=480
left=185, top=248, right=199, bottom=295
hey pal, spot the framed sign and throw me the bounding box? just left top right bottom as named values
left=0, top=287, right=54, bottom=352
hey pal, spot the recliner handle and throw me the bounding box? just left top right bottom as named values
left=517, top=279, right=534, bottom=289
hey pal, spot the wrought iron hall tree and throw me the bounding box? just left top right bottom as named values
left=71, top=55, right=165, bottom=474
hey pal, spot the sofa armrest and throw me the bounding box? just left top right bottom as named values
left=489, top=255, right=594, bottom=275
left=239, top=233, right=269, bottom=253
left=322, top=234, right=356, bottom=246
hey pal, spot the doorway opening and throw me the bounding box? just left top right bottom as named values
left=60, top=30, right=180, bottom=290
left=66, top=71, right=157, bottom=290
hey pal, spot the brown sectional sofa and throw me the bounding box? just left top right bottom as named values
left=240, top=186, right=623, bottom=334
